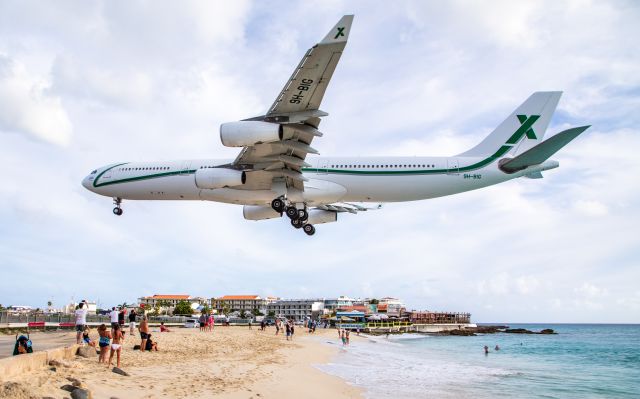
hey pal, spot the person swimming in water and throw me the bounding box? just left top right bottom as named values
left=495, top=345, right=500, bottom=351
left=484, top=345, right=489, bottom=355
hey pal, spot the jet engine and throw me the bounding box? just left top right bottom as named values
left=220, top=121, right=283, bottom=147
left=307, top=209, right=338, bottom=224
left=194, top=168, right=246, bottom=189
left=243, top=205, right=282, bottom=221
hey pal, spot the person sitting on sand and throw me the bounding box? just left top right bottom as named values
left=160, top=322, right=171, bottom=332
left=14, top=335, right=32, bottom=355
left=97, top=324, right=111, bottom=363
left=108, top=324, right=123, bottom=368
left=82, top=327, right=96, bottom=347
left=144, top=334, right=159, bottom=351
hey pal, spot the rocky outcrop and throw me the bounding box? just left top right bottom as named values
left=438, top=329, right=477, bottom=336
left=504, top=328, right=557, bottom=334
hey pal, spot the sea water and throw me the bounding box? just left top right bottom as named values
left=318, top=324, right=640, bottom=398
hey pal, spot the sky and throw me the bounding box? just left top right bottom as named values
left=0, top=0, right=639, bottom=323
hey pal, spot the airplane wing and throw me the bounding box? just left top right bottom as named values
left=229, top=15, right=354, bottom=192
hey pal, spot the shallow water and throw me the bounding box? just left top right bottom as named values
left=318, top=324, right=640, bottom=398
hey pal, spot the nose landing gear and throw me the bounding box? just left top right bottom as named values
left=112, top=197, right=123, bottom=216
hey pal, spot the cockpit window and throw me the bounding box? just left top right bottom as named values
left=90, top=170, right=97, bottom=174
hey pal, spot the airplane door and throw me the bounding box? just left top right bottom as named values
left=180, top=161, right=192, bottom=175
left=447, top=158, right=459, bottom=174
left=318, top=159, right=329, bottom=175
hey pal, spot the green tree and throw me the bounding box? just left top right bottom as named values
left=369, top=298, right=379, bottom=304
left=173, top=301, right=193, bottom=315
left=47, top=301, right=52, bottom=307
left=222, top=303, right=231, bottom=316
left=251, top=308, right=263, bottom=316
left=157, top=300, right=171, bottom=315
left=239, top=310, right=247, bottom=319
left=201, top=305, right=211, bottom=315
left=268, top=311, right=275, bottom=317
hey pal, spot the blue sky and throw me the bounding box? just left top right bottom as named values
left=0, top=1, right=638, bottom=322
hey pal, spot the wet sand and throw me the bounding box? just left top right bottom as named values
left=0, top=326, right=363, bottom=399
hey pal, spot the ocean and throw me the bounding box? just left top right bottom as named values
left=318, top=324, right=640, bottom=398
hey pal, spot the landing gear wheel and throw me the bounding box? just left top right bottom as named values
left=113, top=207, right=123, bottom=216
left=285, top=206, right=299, bottom=220
left=291, top=218, right=303, bottom=229
left=112, top=197, right=123, bottom=216
left=298, top=208, right=308, bottom=222
left=271, top=198, right=285, bottom=213
left=303, top=224, right=315, bottom=236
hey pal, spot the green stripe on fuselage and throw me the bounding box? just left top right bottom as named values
left=93, top=163, right=197, bottom=188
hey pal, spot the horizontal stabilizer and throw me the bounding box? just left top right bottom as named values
left=500, top=125, right=590, bottom=173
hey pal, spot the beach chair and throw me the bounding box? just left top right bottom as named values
left=13, top=333, right=33, bottom=356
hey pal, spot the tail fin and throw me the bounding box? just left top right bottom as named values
left=458, top=92, right=562, bottom=157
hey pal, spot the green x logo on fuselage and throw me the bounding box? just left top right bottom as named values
left=334, top=27, right=345, bottom=39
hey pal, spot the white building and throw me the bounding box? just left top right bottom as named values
left=267, top=299, right=325, bottom=320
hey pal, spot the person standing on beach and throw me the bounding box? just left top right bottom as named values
left=208, top=313, right=214, bottom=332
left=290, top=320, right=295, bottom=340
left=74, top=302, right=88, bottom=344
left=285, top=321, right=291, bottom=341
left=199, top=313, right=207, bottom=332
left=97, top=324, right=111, bottom=363
left=275, top=319, right=280, bottom=335
left=109, top=307, right=119, bottom=333
left=129, top=309, right=137, bottom=335
left=139, top=315, right=149, bottom=352
left=108, top=324, right=123, bottom=369
left=345, top=330, right=350, bottom=345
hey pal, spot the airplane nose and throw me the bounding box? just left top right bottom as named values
left=81, top=176, right=92, bottom=190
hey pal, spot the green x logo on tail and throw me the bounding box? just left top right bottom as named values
left=334, top=27, right=345, bottom=39
left=506, top=114, right=540, bottom=144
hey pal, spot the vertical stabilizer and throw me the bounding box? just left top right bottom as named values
left=458, top=92, right=562, bottom=157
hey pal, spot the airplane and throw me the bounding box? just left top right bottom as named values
left=82, top=15, right=589, bottom=236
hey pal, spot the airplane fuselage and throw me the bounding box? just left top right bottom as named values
left=82, top=155, right=558, bottom=206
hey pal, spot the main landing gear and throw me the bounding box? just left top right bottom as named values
left=272, top=197, right=315, bottom=236
left=112, top=197, right=123, bottom=216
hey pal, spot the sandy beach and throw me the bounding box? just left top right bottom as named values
left=0, top=326, right=363, bottom=399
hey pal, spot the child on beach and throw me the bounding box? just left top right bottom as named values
left=97, top=324, right=111, bottom=363
left=108, top=324, right=123, bottom=368
left=82, top=327, right=96, bottom=347
left=160, top=322, right=171, bottom=332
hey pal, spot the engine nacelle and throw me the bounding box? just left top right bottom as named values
left=243, top=205, right=282, bottom=221
left=220, top=121, right=283, bottom=147
left=195, top=168, right=246, bottom=189
left=307, top=209, right=338, bottom=225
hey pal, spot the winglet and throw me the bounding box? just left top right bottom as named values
left=320, top=15, right=354, bottom=44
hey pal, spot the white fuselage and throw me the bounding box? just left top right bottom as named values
left=82, top=155, right=558, bottom=206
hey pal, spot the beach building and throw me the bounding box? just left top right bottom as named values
left=267, top=299, right=325, bottom=320
left=138, top=294, right=205, bottom=313
left=212, top=295, right=276, bottom=315
left=378, top=297, right=405, bottom=316
left=409, top=311, right=471, bottom=324
left=323, top=296, right=354, bottom=311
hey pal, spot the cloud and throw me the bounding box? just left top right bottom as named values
left=0, top=54, right=72, bottom=146
left=0, top=1, right=638, bottom=323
